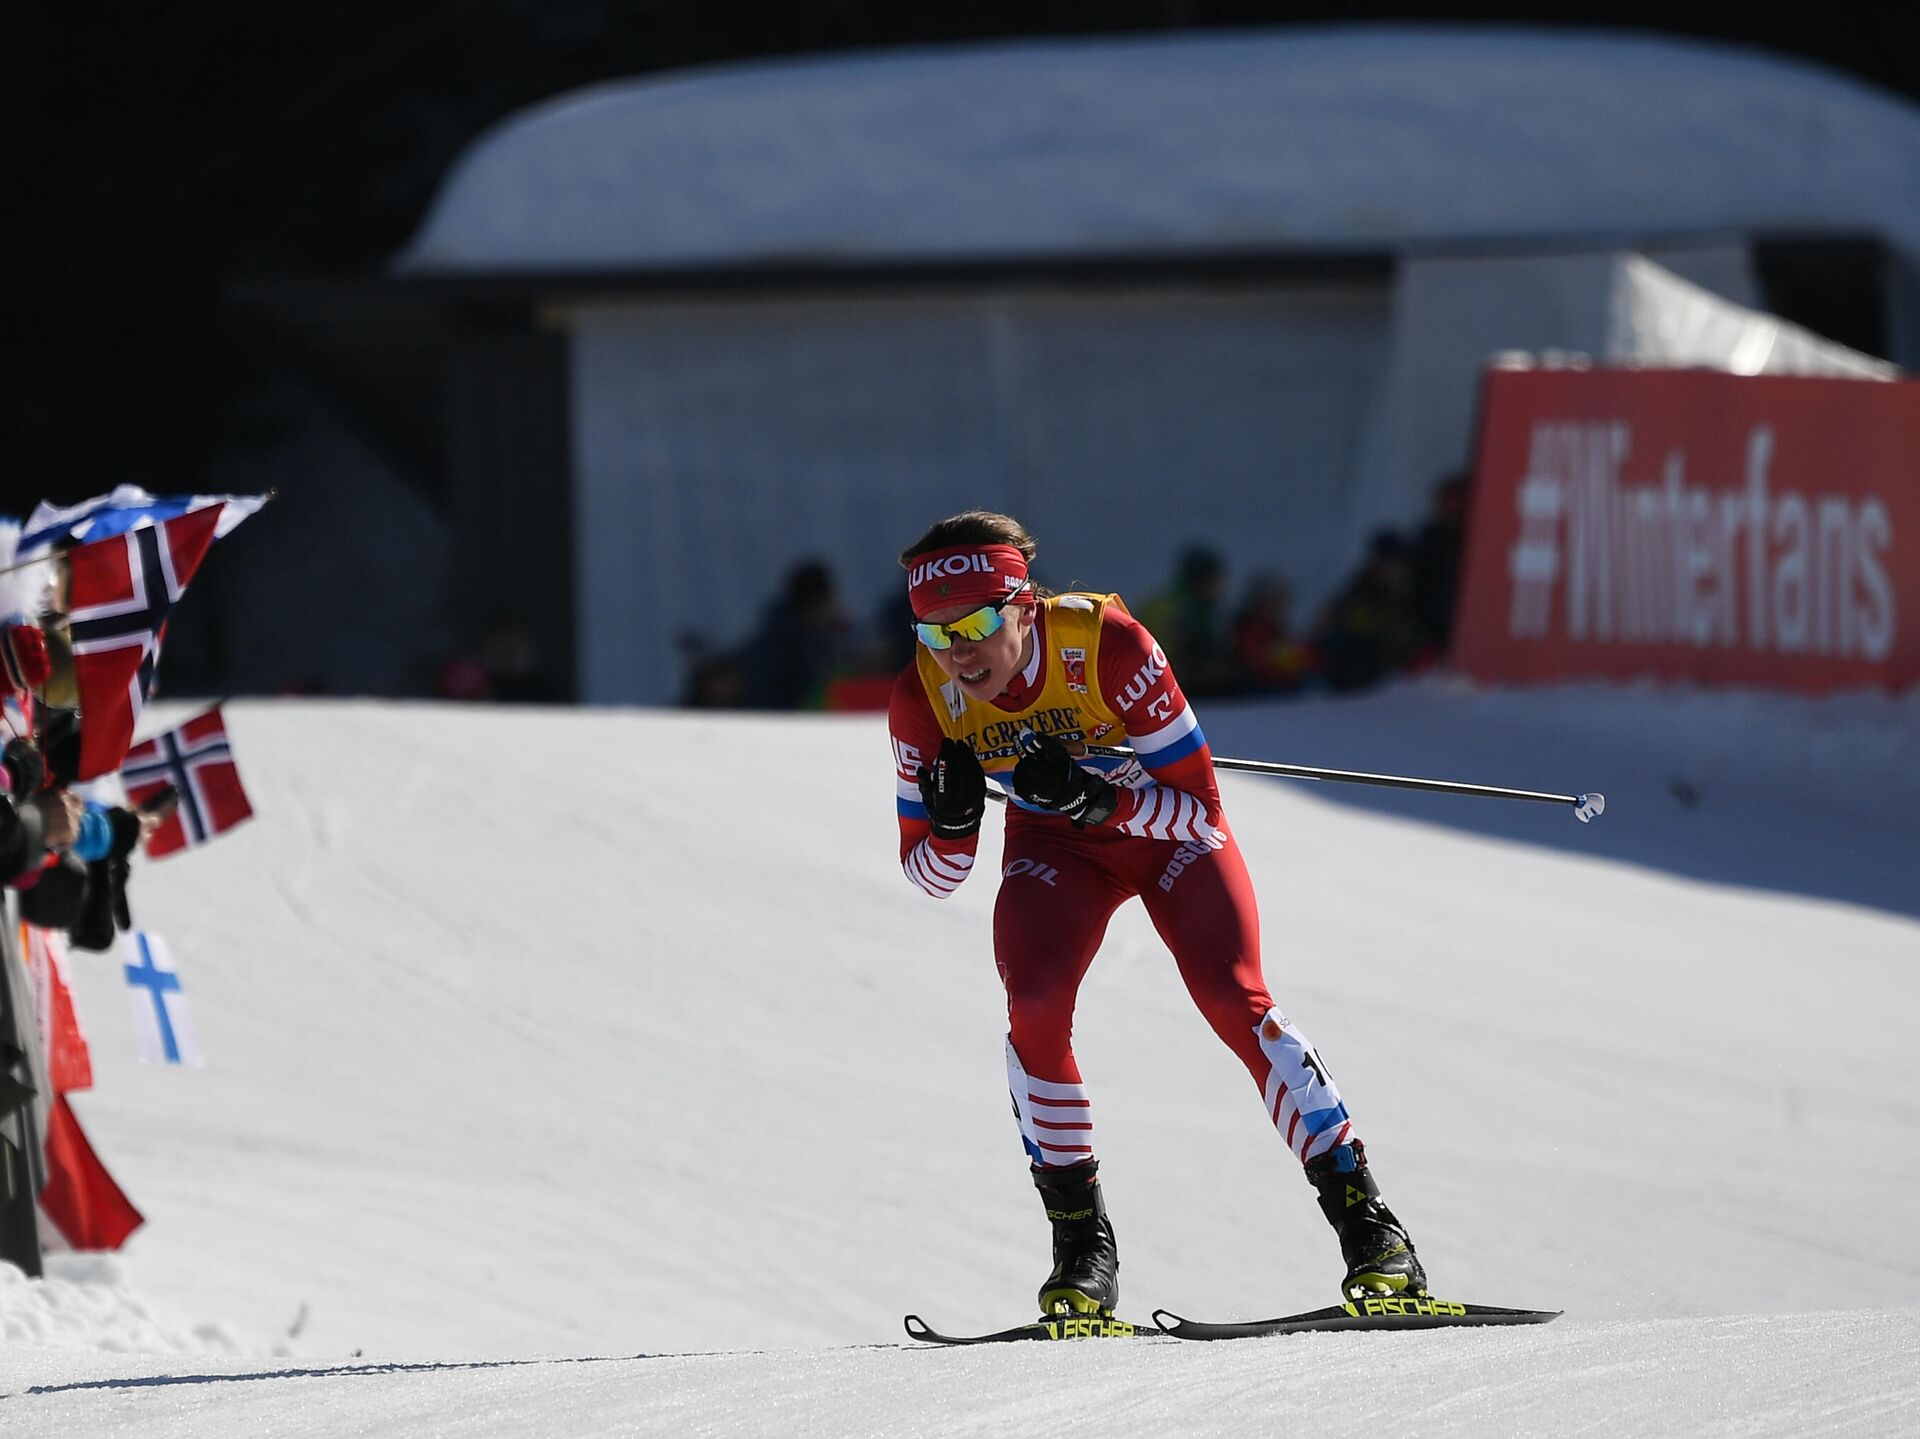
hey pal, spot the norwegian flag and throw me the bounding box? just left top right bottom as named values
left=64, top=504, right=225, bottom=780
left=20, top=484, right=267, bottom=556
left=119, top=706, right=254, bottom=858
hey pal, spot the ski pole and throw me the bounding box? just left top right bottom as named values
left=1082, top=744, right=1605, bottom=822
left=981, top=743, right=1605, bottom=823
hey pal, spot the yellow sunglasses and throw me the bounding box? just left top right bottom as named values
left=913, top=580, right=1032, bottom=650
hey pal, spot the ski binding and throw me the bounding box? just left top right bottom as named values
left=904, top=1312, right=1161, bottom=1345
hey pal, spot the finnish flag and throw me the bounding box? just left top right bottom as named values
left=123, top=932, right=205, bottom=1067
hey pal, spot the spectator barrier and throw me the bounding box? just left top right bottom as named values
left=0, top=912, right=45, bottom=1275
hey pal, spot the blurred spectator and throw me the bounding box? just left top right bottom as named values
left=1231, top=574, right=1315, bottom=695
left=481, top=610, right=560, bottom=703
left=801, top=585, right=920, bottom=712
left=1140, top=545, right=1237, bottom=697
left=434, top=650, right=492, bottom=700
left=1411, top=471, right=1470, bottom=655
left=680, top=637, right=747, bottom=708
left=1311, top=530, right=1422, bottom=692
left=434, top=610, right=560, bottom=702
left=736, top=559, right=855, bottom=710
left=868, top=587, right=921, bottom=677
left=2, top=696, right=158, bottom=945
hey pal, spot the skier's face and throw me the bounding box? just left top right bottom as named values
left=923, top=600, right=1035, bottom=702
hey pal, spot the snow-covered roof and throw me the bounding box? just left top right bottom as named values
left=398, top=27, right=1920, bottom=273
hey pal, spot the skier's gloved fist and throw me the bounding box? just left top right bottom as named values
left=1012, top=731, right=1119, bottom=828
left=917, top=738, right=986, bottom=841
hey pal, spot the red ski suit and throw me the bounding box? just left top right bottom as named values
left=890, top=595, right=1355, bottom=1169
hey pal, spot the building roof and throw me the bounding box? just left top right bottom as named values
left=398, top=26, right=1920, bottom=273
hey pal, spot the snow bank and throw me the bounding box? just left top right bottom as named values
left=0, top=1256, right=249, bottom=1355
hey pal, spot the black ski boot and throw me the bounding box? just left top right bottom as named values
left=1032, top=1159, right=1120, bottom=1316
left=1304, top=1140, right=1428, bottom=1300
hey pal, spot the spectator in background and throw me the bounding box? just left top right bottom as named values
left=868, top=587, right=921, bottom=677
left=805, top=585, right=924, bottom=712
left=481, top=610, right=560, bottom=703
left=1231, top=574, right=1315, bottom=696
left=0, top=652, right=158, bottom=950
left=737, top=559, right=855, bottom=710
left=434, top=649, right=492, bottom=701
left=1141, top=545, right=1237, bottom=698
left=0, top=627, right=84, bottom=885
left=1411, top=471, right=1470, bottom=656
left=1311, top=530, right=1422, bottom=693
left=434, top=610, right=561, bottom=702
left=680, top=638, right=747, bottom=709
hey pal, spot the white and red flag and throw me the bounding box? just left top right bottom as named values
left=22, top=924, right=94, bottom=1098
left=21, top=923, right=144, bottom=1251
left=119, top=705, right=254, bottom=859
left=64, top=503, right=225, bottom=780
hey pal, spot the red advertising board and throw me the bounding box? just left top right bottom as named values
left=1454, top=367, right=1920, bottom=692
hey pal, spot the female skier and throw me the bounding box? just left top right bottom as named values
left=887, top=511, right=1425, bottom=1317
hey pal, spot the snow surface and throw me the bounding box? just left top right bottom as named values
left=3, top=683, right=1919, bottom=1434
left=399, top=28, right=1920, bottom=273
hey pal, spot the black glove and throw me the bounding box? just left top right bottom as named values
left=70, top=860, right=121, bottom=951
left=39, top=707, right=81, bottom=789
left=70, top=856, right=133, bottom=952
left=106, top=806, right=143, bottom=860
left=916, top=738, right=986, bottom=841
left=2, top=737, right=43, bottom=796
left=1012, top=730, right=1119, bottom=827
left=19, top=853, right=88, bottom=930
